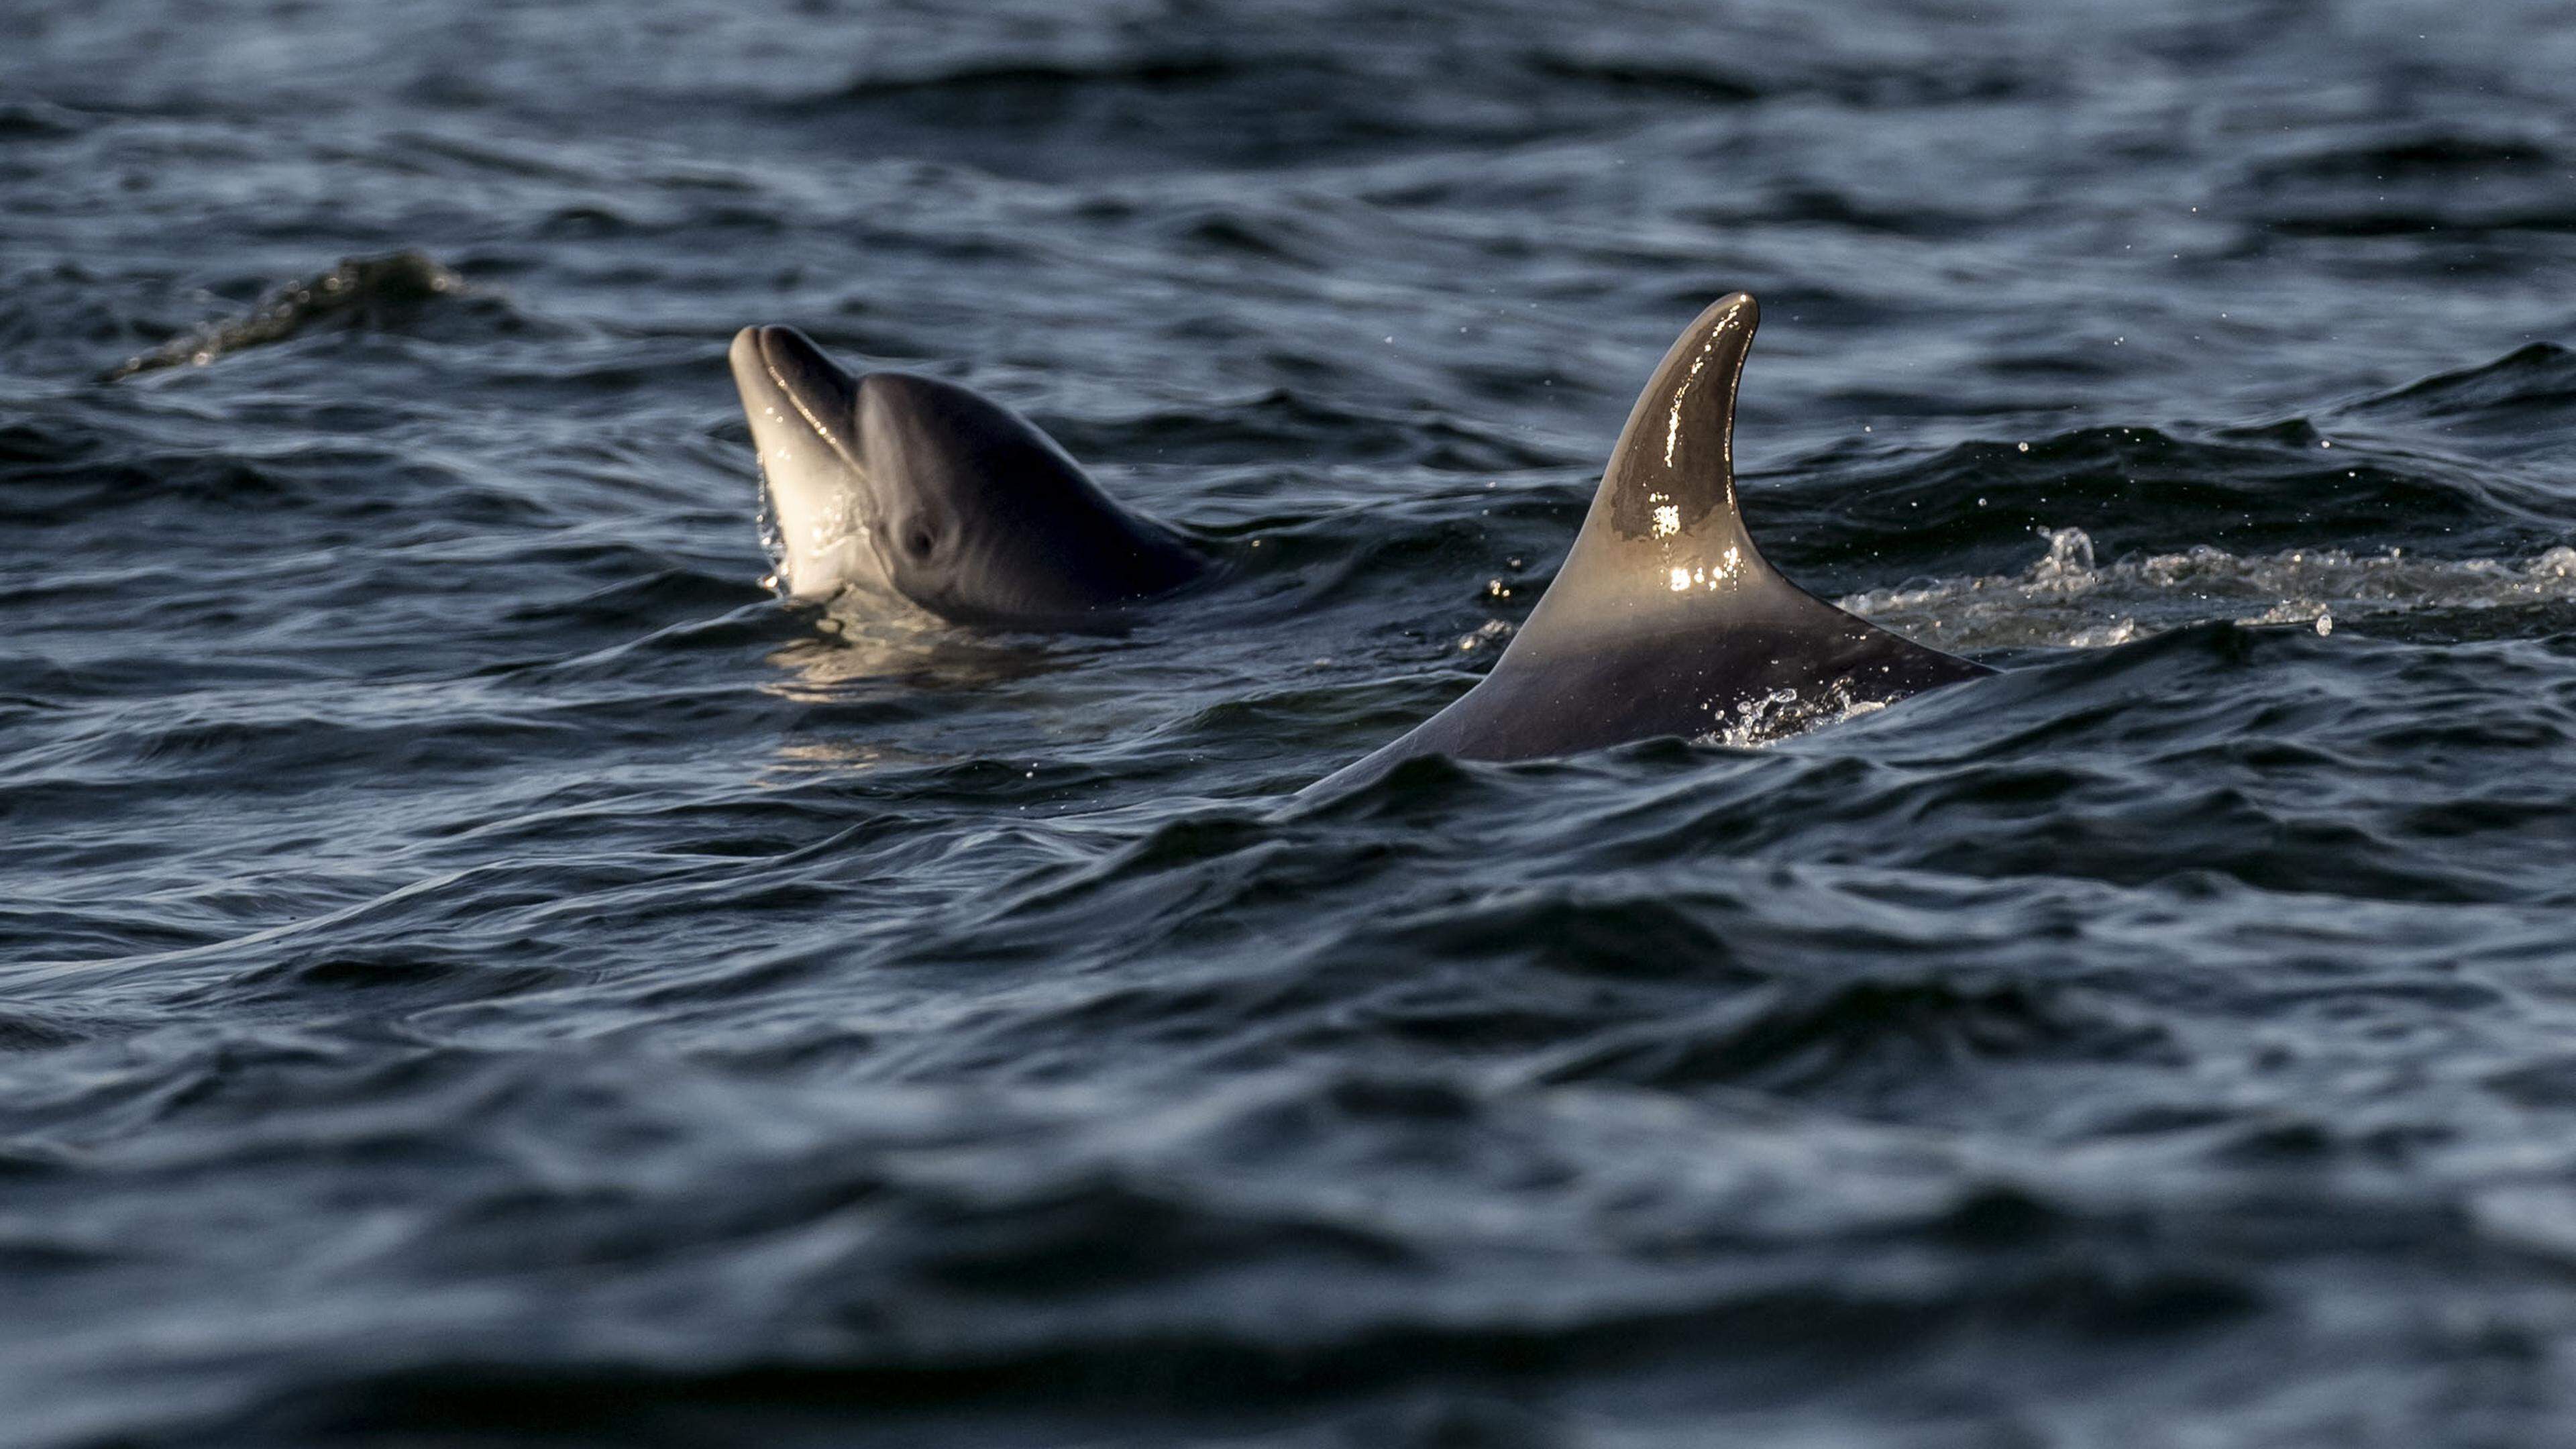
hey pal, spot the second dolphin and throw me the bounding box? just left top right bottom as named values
left=1310, top=294, right=1988, bottom=792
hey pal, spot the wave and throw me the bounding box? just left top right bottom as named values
left=1041, top=386, right=1566, bottom=472
left=1755, top=421, right=2538, bottom=588
left=1841, top=527, right=2576, bottom=650
left=2226, top=129, right=2576, bottom=240
left=2345, top=340, right=2576, bottom=443
left=2241, top=129, right=2561, bottom=186
left=101, top=250, right=478, bottom=382
left=814, top=55, right=1244, bottom=105
left=0, top=99, right=87, bottom=140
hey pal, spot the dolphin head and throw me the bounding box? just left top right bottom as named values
left=729, top=325, right=1207, bottom=625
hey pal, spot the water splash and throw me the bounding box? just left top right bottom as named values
left=1697, top=677, right=1890, bottom=749
left=754, top=469, right=790, bottom=597
left=1843, top=528, right=2576, bottom=649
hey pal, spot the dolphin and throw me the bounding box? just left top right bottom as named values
left=729, top=325, right=1212, bottom=627
left=1309, top=293, right=1990, bottom=794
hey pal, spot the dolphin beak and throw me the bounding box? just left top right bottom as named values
left=730, top=325, right=890, bottom=602
left=731, top=325, right=863, bottom=462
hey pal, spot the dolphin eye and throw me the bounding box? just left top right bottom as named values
left=905, top=526, right=936, bottom=558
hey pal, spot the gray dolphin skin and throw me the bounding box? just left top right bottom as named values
left=1310, top=293, right=1991, bottom=794
left=729, top=325, right=1211, bottom=626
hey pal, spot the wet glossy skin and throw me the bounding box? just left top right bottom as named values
left=1310, top=294, right=1990, bottom=793
left=729, top=325, right=1211, bottom=626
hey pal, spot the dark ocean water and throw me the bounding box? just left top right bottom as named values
left=9, top=1, right=2576, bottom=1444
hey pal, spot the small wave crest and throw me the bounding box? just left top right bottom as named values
left=1843, top=527, right=2576, bottom=649
left=103, top=250, right=471, bottom=382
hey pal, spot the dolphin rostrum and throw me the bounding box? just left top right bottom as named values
left=729, top=325, right=1212, bottom=627
left=1309, top=294, right=1990, bottom=794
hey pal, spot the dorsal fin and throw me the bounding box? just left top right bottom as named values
left=1601, top=290, right=1761, bottom=556
left=1515, top=294, right=1776, bottom=632
left=1301, top=292, right=1990, bottom=795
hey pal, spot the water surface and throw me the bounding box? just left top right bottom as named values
left=9, top=1, right=2576, bottom=1444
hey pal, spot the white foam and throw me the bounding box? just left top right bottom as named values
left=1696, top=677, right=1891, bottom=749
left=1839, top=529, right=2576, bottom=650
